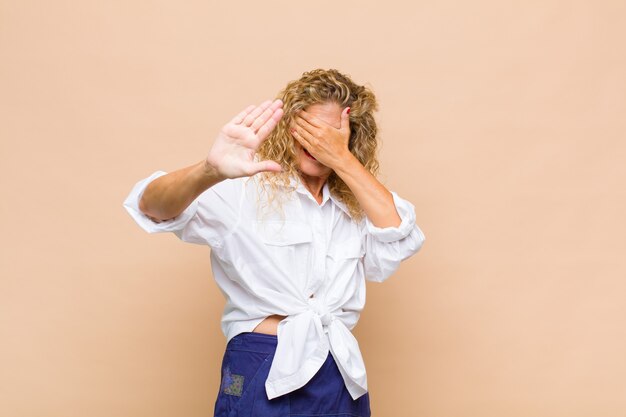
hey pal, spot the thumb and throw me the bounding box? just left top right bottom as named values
left=249, top=160, right=282, bottom=176
left=340, top=107, right=351, bottom=133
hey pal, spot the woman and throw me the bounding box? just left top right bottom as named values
left=124, top=69, right=425, bottom=417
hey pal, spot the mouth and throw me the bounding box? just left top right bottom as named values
left=303, top=147, right=317, bottom=161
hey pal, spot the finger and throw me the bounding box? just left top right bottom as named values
left=250, top=99, right=283, bottom=133
left=242, top=100, right=272, bottom=127
left=291, top=126, right=312, bottom=149
left=247, top=159, right=283, bottom=176
left=294, top=115, right=318, bottom=137
left=340, top=107, right=351, bottom=132
left=297, top=109, right=324, bottom=128
left=293, top=123, right=317, bottom=146
left=255, top=108, right=284, bottom=145
left=269, top=98, right=283, bottom=111
left=229, top=104, right=256, bottom=125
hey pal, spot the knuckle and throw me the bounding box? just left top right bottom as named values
left=245, top=131, right=257, bottom=142
left=223, top=125, right=235, bottom=135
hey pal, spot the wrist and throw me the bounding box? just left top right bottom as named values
left=333, top=152, right=361, bottom=177
left=202, top=158, right=226, bottom=182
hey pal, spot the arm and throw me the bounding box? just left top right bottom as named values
left=333, top=156, right=401, bottom=228
left=329, top=128, right=425, bottom=283
left=324, top=117, right=424, bottom=281
left=292, top=105, right=425, bottom=283
left=138, top=160, right=224, bottom=222
left=292, top=106, right=401, bottom=227
left=138, top=99, right=284, bottom=222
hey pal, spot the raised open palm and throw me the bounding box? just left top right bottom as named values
left=206, top=99, right=284, bottom=179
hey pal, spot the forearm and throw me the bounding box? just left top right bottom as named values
left=334, top=155, right=402, bottom=228
left=139, top=160, right=224, bottom=221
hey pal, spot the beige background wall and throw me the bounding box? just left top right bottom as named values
left=1, top=1, right=625, bottom=416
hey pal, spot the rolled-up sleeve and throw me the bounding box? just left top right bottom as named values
left=123, top=171, right=199, bottom=234
left=123, top=170, right=242, bottom=248
left=362, top=191, right=426, bottom=283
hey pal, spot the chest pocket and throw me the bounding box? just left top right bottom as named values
left=328, top=236, right=365, bottom=260
left=255, top=220, right=313, bottom=278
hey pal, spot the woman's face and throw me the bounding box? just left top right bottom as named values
left=292, top=101, right=343, bottom=179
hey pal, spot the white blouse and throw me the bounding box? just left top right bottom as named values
left=123, top=170, right=425, bottom=400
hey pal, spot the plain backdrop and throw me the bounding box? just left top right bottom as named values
left=1, top=1, right=625, bottom=416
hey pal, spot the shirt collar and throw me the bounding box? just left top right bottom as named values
left=258, top=174, right=352, bottom=218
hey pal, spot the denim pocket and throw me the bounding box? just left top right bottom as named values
left=214, top=347, right=273, bottom=417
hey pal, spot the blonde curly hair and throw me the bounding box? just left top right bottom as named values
left=253, top=68, right=380, bottom=222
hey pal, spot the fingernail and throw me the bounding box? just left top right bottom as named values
left=347, top=107, right=351, bottom=114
